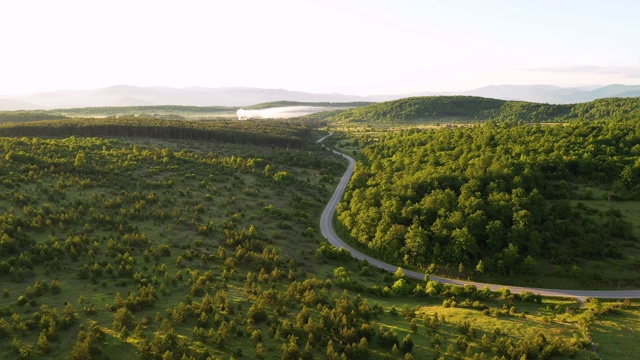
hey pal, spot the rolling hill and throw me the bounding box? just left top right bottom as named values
left=327, top=96, right=640, bottom=125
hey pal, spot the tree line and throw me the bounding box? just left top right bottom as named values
left=0, top=118, right=316, bottom=148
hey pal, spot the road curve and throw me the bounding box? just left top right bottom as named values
left=318, top=134, right=640, bottom=301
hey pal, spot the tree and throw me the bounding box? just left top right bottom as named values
left=251, top=329, right=262, bottom=344
left=62, top=303, right=78, bottom=329
left=0, top=318, right=10, bottom=338
left=392, top=343, right=400, bottom=356
left=37, top=330, right=50, bottom=354
left=248, top=224, right=258, bottom=238
left=403, top=221, right=428, bottom=266
left=392, top=278, right=410, bottom=295
left=333, top=267, right=351, bottom=284
left=523, top=255, right=537, bottom=275
left=326, top=340, right=338, bottom=360
left=255, top=343, right=266, bottom=360
left=451, top=227, right=477, bottom=265
left=281, top=336, right=300, bottom=360
left=301, top=340, right=313, bottom=360
left=501, top=243, right=520, bottom=275
left=113, top=307, right=135, bottom=337
left=481, top=333, right=491, bottom=350
left=74, top=152, right=87, bottom=168
left=394, top=267, right=405, bottom=280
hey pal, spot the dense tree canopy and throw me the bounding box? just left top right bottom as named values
left=338, top=118, right=640, bottom=277
left=330, top=96, right=507, bottom=124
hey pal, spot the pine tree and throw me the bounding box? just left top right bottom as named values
left=38, top=330, right=50, bottom=354
left=401, top=333, right=414, bottom=353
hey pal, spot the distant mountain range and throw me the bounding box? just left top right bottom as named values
left=0, top=86, right=397, bottom=111
left=463, top=84, right=640, bottom=104
left=1, top=84, right=639, bottom=111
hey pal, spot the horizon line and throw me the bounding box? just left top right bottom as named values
left=3, top=82, right=640, bottom=98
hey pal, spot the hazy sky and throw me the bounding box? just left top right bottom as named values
left=2, top=0, right=639, bottom=95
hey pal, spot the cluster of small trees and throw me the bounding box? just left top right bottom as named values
left=0, top=130, right=347, bottom=358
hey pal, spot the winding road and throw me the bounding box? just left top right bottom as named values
left=318, top=134, right=640, bottom=301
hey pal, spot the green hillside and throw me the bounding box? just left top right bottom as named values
left=329, top=96, right=507, bottom=124
left=327, top=96, right=640, bottom=125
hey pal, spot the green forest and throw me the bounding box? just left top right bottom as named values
left=327, top=96, right=640, bottom=125
left=0, top=100, right=638, bottom=359
left=337, top=117, right=640, bottom=288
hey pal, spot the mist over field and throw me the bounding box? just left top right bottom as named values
left=236, top=106, right=339, bottom=120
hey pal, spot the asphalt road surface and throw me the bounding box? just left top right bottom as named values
left=318, top=134, right=640, bottom=301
